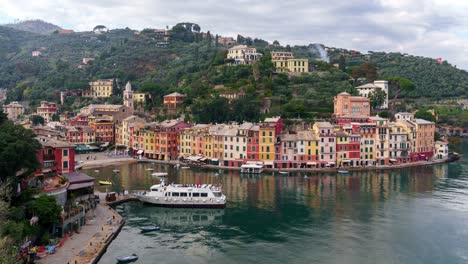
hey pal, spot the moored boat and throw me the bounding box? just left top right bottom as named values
left=145, top=168, right=154, bottom=171
left=140, top=225, right=160, bottom=232
left=151, top=172, right=168, bottom=177
left=240, top=163, right=263, bottom=174
left=278, top=171, right=289, bottom=175
left=99, top=180, right=112, bottom=185
left=116, top=254, right=138, bottom=262
left=137, top=180, right=226, bottom=208
left=338, top=170, right=349, bottom=174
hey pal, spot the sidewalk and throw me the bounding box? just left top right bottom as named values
left=37, top=193, right=123, bottom=264
left=76, top=153, right=137, bottom=169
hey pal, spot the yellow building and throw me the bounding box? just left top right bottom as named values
left=259, top=123, right=275, bottom=166
left=83, top=79, right=114, bottom=98
left=271, top=51, right=309, bottom=73
left=134, top=93, right=151, bottom=105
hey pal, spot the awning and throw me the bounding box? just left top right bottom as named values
left=264, top=161, right=274, bottom=166
left=68, top=181, right=94, bottom=190
left=341, top=160, right=351, bottom=163
left=210, top=158, right=219, bottom=162
left=389, top=159, right=397, bottom=162
left=199, top=158, right=207, bottom=161
left=307, top=162, right=317, bottom=165
left=137, top=150, right=144, bottom=155
left=327, top=162, right=335, bottom=165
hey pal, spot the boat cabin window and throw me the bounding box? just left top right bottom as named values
left=201, top=193, right=208, bottom=197
left=193, top=193, right=200, bottom=197
left=165, top=193, right=169, bottom=196
left=180, top=192, right=187, bottom=197
left=172, top=192, right=180, bottom=197
left=213, top=192, right=222, bottom=197
left=151, top=189, right=158, bottom=192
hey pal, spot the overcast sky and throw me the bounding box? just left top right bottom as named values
left=1, top=0, right=468, bottom=69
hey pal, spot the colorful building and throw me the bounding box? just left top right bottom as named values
left=37, top=101, right=58, bottom=122
left=333, top=92, right=370, bottom=117
left=355, top=80, right=389, bottom=109
left=66, top=126, right=95, bottom=144
left=83, top=79, right=114, bottom=98
left=227, top=45, right=262, bottom=65
left=313, top=122, right=336, bottom=167
left=163, top=92, right=186, bottom=109
left=271, top=51, right=309, bottom=73
left=3, top=101, right=24, bottom=120
left=36, top=136, right=75, bottom=174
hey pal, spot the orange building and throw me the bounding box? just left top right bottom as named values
left=163, top=92, right=186, bottom=109
left=333, top=92, right=370, bottom=117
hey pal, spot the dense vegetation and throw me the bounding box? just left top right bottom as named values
left=0, top=110, right=63, bottom=261
left=330, top=50, right=468, bottom=98
left=1, top=21, right=467, bottom=123
left=3, top=19, right=62, bottom=34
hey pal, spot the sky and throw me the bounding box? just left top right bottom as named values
left=1, top=0, right=468, bottom=69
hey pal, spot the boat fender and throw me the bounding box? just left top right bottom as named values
left=182, top=199, right=186, bottom=202
left=156, top=197, right=159, bottom=200
left=216, top=199, right=220, bottom=203
left=164, top=197, right=168, bottom=201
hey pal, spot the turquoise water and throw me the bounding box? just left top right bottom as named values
left=93, top=139, right=468, bottom=264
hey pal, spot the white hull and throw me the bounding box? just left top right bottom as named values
left=137, top=194, right=226, bottom=208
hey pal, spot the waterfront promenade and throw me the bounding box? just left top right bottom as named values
left=37, top=193, right=126, bottom=264
left=77, top=152, right=451, bottom=173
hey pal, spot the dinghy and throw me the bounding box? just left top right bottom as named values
left=140, top=225, right=160, bottom=232
left=99, top=180, right=112, bottom=185
left=151, top=172, right=168, bottom=177
left=116, top=254, right=138, bottom=262
left=338, top=170, right=349, bottom=174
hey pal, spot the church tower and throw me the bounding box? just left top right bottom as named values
left=123, top=81, right=134, bottom=114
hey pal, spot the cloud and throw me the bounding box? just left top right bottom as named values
left=1, top=0, right=467, bottom=69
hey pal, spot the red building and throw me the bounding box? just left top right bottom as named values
left=163, top=92, right=186, bottom=109
left=68, top=114, right=89, bottom=126
left=36, top=136, right=75, bottom=174
left=90, top=119, right=115, bottom=143
left=247, top=125, right=260, bottom=160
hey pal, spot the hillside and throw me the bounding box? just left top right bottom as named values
left=329, top=49, right=468, bottom=98
left=3, top=19, right=62, bottom=35
left=0, top=22, right=467, bottom=123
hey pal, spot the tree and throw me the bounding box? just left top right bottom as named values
left=193, top=24, right=201, bottom=32
left=272, top=40, right=280, bottom=46
left=351, top=63, right=378, bottom=82
left=51, top=114, right=60, bottom=122
left=338, top=55, right=346, bottom=72
left=0, top=110, right=7, bottom=125
left=369, top=89, right=387, bottom=109
left=93, top=25, right=107, bottom=33
left=29, top=195, right=61, bottom=227
left=415, top=110, right=436, bottom=122
left=0, top=121, right=41, bottom=184
left=387, top=77, right=415, bottom=109
left=30, top=115, right=45, bottom=125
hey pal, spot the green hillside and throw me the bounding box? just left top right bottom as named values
left=3, top=19, right=62, bottom=34
left=0, top=22, right=467, bottom=123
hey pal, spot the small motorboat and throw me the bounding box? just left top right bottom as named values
left=181, top=166, right=190, bottom=170
left=151, top=172, right=168, bottom=177
left=278, top=171, right=289, bottom=175
left=116, top=253, right=138, bottom=262
left=113, top=169, right=120, bottom=173
left=338, top=170, right=349, bottom=174
left=99, top=180, right=112, bottom=185
left=145, top=168, right=154, bottom=171
left=140, top=225, right=160, bottom=232
left=94, top=170, right=99, bottom=173
left=174, top=164, right=181, bottom=168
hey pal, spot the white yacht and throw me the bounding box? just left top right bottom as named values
left=240, top=163, right=264, bottom=174
left=137, top=180, right=226, bottom=208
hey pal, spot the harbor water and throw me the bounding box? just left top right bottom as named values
left=93, top=139, right=468, bottom=264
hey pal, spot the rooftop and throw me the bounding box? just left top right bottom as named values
left=164, top=92, right=186, bottom=97
left=37, top=136, right=75, bottom=148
